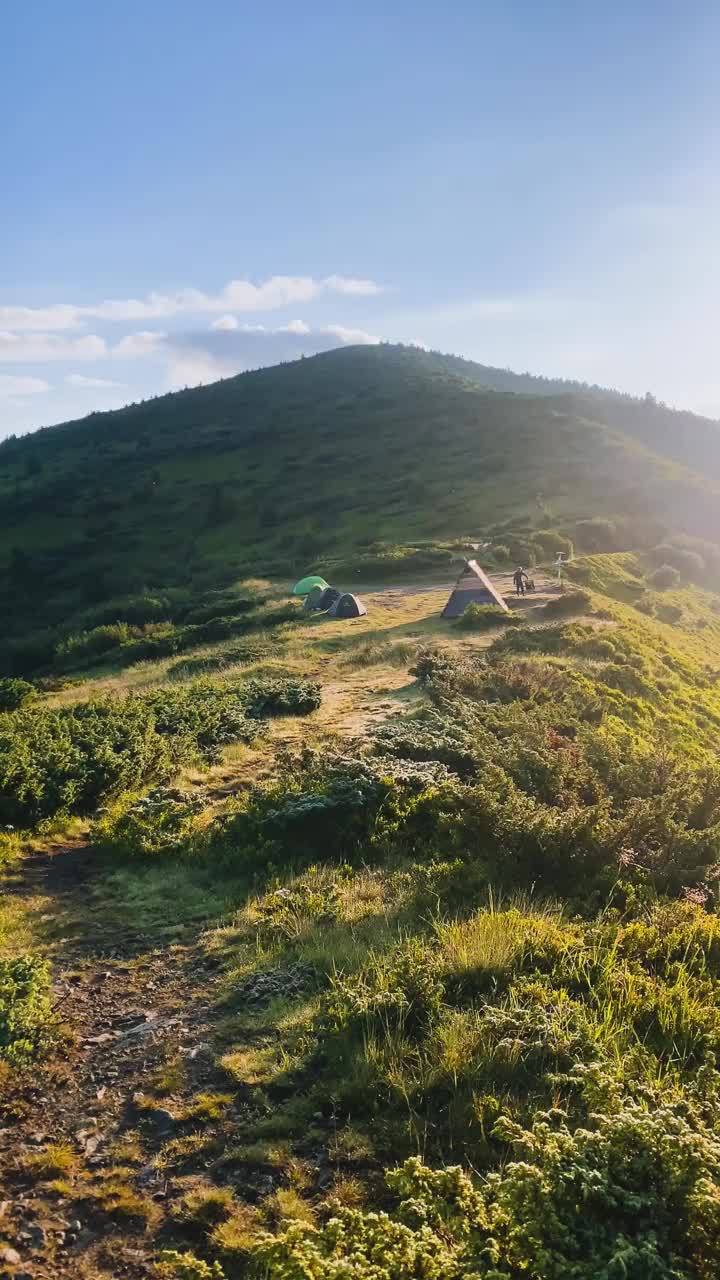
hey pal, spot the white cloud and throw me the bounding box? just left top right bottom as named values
left=0, top=274, right=383, bottom=332
left=166, top=349, right=229, bottom=390
left=324, top=324, right=380, bottom=344
left=322, top=275, right=383, bottom=296
left=0, top=304, right=81, bottom=332
left=0, top=332, right=107, bottom=362
left=160, top=321, right=381, bottom=391
left=0, top=374, right=50, bottom=397
left=210, top=314, right=240, bottom=331
left=113, top=330, right=167, bottom=358
left=65, top=373, right=123, bottom=388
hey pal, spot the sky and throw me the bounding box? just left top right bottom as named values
left=3, top=0, right=720, bottom=438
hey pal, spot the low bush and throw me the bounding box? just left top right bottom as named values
left=650, top=543, right=706, bottom=581
left=0, top=954, right=51, bottom=1065
left=0, top=697, right=174, bottom=828
left=156, top=1253, right=225, bottom=1279
left=242, top=678, right=321, bottom=719
left=257, top=1095, right=720, bottom=1278
left=210, top=752, right=450, bottom=871
left=532, top=529, right=574, bottom=559
left=647, top=564, right=681, bottom=590
left=657, top=602, right=684, bottom=624
left=0, top=675, right=320, bottom=829
left=56, top=622, right=134, bottom=663
left=542, top=589, right=592, bottom=618
left=73, top=592, right=179, bottom=630
left=0, top=677, right=37, bottom=713
left=168, top=643, right=277, bottom=680
left=330, top=545, right=453, bottom=581
left=455, top=604, right=519, bottom=631
left=490, top=542, right=511, bottom=562
left=182, top=595, right=258, bottom=625
left=93, top=787, right=207, bottom=858
left=506, top=537, right=536, bottom=566
left=143, top=679, right=263, bottom=761
left=50, top=597, right=300, bottom=676
left=574, top=517, right=618, bottom=551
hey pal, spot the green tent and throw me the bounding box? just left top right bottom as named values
left=292, top=574, right=329, bottom=597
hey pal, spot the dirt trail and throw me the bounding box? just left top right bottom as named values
left=0, top=846, right=226, bottom=1280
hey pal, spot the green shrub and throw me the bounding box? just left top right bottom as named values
left=0, top=697, right=174, bottom=827
left=156, top=1252, right=225, bottom=1280
left=242, top=678, right=321, bottom=719
left=565, top=560, right=592, bottom=585
left=542, top=589, right=592, bottom=618
left=261, top=604, right=302, bottom=628
left=532, top=530, right=574, bottom=559
left=647, top=564, right=681, bottom=590
left=256, top=1094, right=720, bottom=1279
left=0, top=954, right=51, bottom=1065
left=657, top=602, right=684, bottom=624
left=455, top=604, right=519, bottom=631
left=574, top=517, right=618, bottom=551
left=74, top=592, right=178, bottom=629
left=182, top=595, right=258, bottom=625
left=167, top=643, right=276, bottom=680
left=211, top=753, right=450, bottom=870
left=506, top=537, right=536, bottom=566
left=650, top=543, right=705, bottom=581
left=51, top=600, right=298, bottom=676
left=143, top=679, right=262, bottom=761
left=0, top=677, right=37, bottom=713
left=411, top=647, right=460, bottom=686
left=93, top=787, right=207, bottom=858
left=0, top=673, right=323, bottom=830
left=56, top=622, right=134, bottom=663
left=330, top=545, right=452, bottom=580
left=491, top=543, right=510, bottom=562
left=327, top=938, right=444, bottom=1042
left=374, top=711, right=479, bottom=778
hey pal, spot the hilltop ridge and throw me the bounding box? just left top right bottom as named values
left=1, top=343, right=720, bottom=644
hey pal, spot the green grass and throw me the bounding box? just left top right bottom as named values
left=4, top=344, right=720, bottom=676
left=6, top=454, right=720, bottom=1278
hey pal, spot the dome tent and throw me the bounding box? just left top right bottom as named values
left=318, top=586, right=341, bottom=611
left=328, top=592, right=367, bottom=619
left=304, top=585, right=328, bottom=612
left=292, top=574, right=329, bottom=597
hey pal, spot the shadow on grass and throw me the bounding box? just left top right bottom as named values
left=4, top=843, right=254, bottom=962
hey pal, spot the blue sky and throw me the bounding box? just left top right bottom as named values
left=3, top=0, right=719, bottom=436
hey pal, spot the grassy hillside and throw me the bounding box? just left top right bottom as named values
left=3, top=344, right=720, bottom=661
left=7, top=345, right=720, bottom=1275
left=4, top=563, right=720, bottom=1277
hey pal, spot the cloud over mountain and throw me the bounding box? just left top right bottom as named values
left=0, top=274, right=382, bottom=333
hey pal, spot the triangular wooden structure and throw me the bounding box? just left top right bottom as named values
left=442, top=559, right=509, bottom=619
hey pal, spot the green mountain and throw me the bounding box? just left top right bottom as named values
left=7, top=347, right=720, bottom=1280
left=2, top=342, right=720, bottom=643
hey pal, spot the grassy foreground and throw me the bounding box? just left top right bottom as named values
left=4, top=558, right=720, bottom=1278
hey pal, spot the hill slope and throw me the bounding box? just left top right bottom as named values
left=2, top=343, right=720, bottom=641
left=6, top=558, right=720, bottom=1277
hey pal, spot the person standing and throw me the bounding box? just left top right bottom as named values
left=513, top=566, right=526, bottom=596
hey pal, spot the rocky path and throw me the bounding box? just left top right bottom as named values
left=0, top=845, right=228, bottom=1279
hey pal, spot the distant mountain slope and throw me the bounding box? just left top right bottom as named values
left=389, top=346, right=720, bottom=479
left=1, top=343, right=719, bottom=636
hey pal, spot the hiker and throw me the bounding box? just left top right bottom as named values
left=513, top=566, right=526, bottom=596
